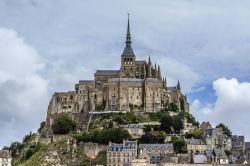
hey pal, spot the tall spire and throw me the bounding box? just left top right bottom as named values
left=126, top=13, right=131, bottom=44
left=122, top=13, right=135, bottom=57
left=177, top=80, right=181, bottom=90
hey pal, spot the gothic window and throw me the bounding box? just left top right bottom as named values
left=70, top=95, right=73, bottom=100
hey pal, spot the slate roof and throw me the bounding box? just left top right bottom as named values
left=94, top=70, right=119, bottom=76
left=108, top=141, right=137, bottom=152
left=125, top=141, right=137, bottom=147
left=123, top=124, right=144, bottom=129
left=213, top=149, right=228, bottom=159
left=122, top=45, right=135, bottom=56
left=185, top=139, right=205, bottom=145
left=160, top=155, right=175, bottom=163
left=139, top=144, right=173, bottom=150
left=135, top=60, right=146, bottom=65
left=245, top=142, right=250, bottom=149
left=111, top=78, right=143, bottom=82
left=0, top=150, right=11, bottom=158
left=167, top=86, right=177, bottom=91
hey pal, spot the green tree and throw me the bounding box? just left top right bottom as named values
left=171, top=136, right=187, bottom=153
left=8, top=142, right=24, bottom=157
left=180, top=98, right=185, bottom=111
left=152, top=131, right=166, bottom=143
left=144, top=125, right=151, bottom=132
left=185, top=128, right=202, bottom=139
left=160, top=114, right=173, bottom=134
left=98, top=128, right=131, bottom=144
left=184, top=112, right=199, bottom=126
left=139, top=133, right=155, bottom=143
left=38, top=121, right=45, bottom=133
left=172, top=115, right=184, bottom=133
left=216, top=123, right=232, bottom=137
left=113, top=116, right=124, bottom=124
left=224, top=150, right=232, bottom=156
left=23, top=132, right=33, bottom=143
left=169, top=103, right=178, bottom=112
left=52, top=114, right=76, bottom=134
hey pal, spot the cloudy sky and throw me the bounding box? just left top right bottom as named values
left=1, top=0, right=250, bottom=148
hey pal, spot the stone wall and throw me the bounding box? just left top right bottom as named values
left=79, top=142, right=108, bottom=157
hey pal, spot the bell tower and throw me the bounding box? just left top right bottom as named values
left=120, top=14, right=136, bottom=78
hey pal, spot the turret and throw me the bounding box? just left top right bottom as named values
left=177, top=80, right=181, bottom=91
left=148, top=56, right=152, bottom=78
left=158, top=65, right=161, bottom=80
left=154, top=63, right=157, bottom=78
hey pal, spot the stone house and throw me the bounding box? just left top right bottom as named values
left=202, top=128, right=225, bottom=149
left=213, top=148, right=229, bottom=164
left=193, top=154, right=207, bottom=164
left=245, top=142, right=250, bottom=160
left=139, top=144, right=174, bottom=164
left=107, top=140, right=137, bottom=166
left=232, top=135, right=245, bottom=159
left=185, top=138, right=207, bottom=153
left=122, top=124, right=144, bottom=138
left=0, top=150, right=11, bottom=166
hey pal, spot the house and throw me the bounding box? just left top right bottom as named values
left=182, top=119, right=196, bottom=134
left=107, top=140, right=137, bottom=166
left=122, top=124, right=144, bottom=138
left=203, top=128, right=224, bottom=149
left=200, top=122, right=212, bottom=133
left=139, top=144, right=174, bottom=164
left=232, top=135, right=245, bottom=159
left=0, top=150, right=11, bottom=166
left=245, top=142, right=250, bottom=160
left=214, top=148, right=229, bottom=164
left=193, top=153, right=207, bottom=164
left=185, top=138, right=207, bottom=153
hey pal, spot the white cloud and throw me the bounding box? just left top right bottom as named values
left=0, top=28, right=48, bottom=148
left=191, top=78, right=250, bottom=140
left=150, top=55, right=200, bottom=93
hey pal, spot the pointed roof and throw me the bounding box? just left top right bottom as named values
left=177, top=80, right=181, bottom=90
left=122, top=13, right=135, bottom=57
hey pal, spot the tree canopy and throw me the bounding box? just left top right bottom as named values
left=160, top=113, right=184, bottom=134
left=52, top=114, right=76, bottom=134
left=171, top=136, right=187, bottom=153
left=216, top=123, right=232, bottom=137
left=75, top=128, right=131, bottom=144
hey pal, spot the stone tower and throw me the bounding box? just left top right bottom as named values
left=120, top=14, right=136, bottom=78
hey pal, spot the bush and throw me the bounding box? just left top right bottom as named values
left=52, top=114, right=76, bottom=134
left=38, top=121, right=45, bottom=133
left=169, top=103, right=178, bottom=112
left=23, top=132, right=33, bottom=143
left=185, top=128, right=202, bottom=139
left=171, top=136, right=187, bottom=153
left=216, top=123, right=232, bottom=137
left=139, top=133, right=155, bottom=143
left=75, top=128, right=131, bottom=144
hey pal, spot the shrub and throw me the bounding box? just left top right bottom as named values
left=52, top=114, right=76, bottom=134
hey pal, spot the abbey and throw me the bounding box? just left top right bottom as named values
left=45, top=17, right=189, bottom=128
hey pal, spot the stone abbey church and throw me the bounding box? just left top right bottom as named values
left=45, top=17, right=189, bottom=127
